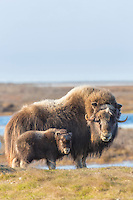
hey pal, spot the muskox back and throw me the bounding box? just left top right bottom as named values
left=4, top=85, right=122, bottom=168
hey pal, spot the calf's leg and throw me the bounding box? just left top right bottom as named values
left=20, top=160, right=29, bottom=168
left=12, top=157, right=20, bottom=168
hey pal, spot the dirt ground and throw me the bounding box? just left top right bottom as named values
left=0, top=83, right=133, bottom=115
left=0, top=83, right=133, bottom=165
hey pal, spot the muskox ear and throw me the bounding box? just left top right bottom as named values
left=117, top=103, right=122, bottom=109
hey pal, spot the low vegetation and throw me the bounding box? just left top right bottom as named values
left=0, top=166, right=133, bottom=200
left=0, top=127, right=133, bottom=199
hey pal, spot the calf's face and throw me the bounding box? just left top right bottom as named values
left=55, top=130, right=72, bottom=155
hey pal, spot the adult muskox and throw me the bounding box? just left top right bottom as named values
left=4, top=85, right=127, bottom=168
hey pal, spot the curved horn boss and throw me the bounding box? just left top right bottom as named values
left=85, top=103, right=128, bottom=123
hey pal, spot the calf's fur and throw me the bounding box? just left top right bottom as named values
left=13, top=128, right=72, bottom=169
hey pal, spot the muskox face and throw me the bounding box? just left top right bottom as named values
left=90, top=108, right=117, bottom=142
left=55, top=129, right=72, bottom=155
left=85, top=103, right=127, bottom=143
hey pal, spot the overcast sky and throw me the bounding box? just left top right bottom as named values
left=0, top=0, right=133, bottom=83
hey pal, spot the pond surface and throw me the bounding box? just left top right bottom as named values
left=36, top=161, right=133, bottom=170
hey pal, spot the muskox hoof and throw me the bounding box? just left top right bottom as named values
left=82, top=157, right=87, bottom=168
left=47, top=160, right=56, bottom=170
left=82, top=162, right=87, bottom=168
left=12, top=158, right=20, bottom=168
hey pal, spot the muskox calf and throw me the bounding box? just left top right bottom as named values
left=13, top=128, right=72, bottom=169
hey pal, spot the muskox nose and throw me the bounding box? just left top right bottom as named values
left=101, top=133, right=112, bottom=142
left=63, top=148, right=70, bottom=154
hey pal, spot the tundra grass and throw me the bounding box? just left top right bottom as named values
left=0, top=166, right=133, bottom=200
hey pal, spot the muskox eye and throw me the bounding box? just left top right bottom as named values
left=92, top=102, right=97, bottom=107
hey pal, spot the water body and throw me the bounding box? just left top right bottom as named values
left=37, top=161, right=133, bottom=170
left=0, top=116, right=11, bottom=150
left=0, top=116, right=11, bottom=136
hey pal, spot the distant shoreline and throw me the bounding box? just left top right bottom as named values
left=0, top=83, right=133, bottom=115
left=0, top=80, right=133, bottom=87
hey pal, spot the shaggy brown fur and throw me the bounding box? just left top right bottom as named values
left=4, top=85, right=122, bottom=168
left=13, top=128, right=72, bottom=169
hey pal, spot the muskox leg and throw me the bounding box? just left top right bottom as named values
left=12, top=157, right=20, bottom=168
left=46, top=159, right=56, bottom=170
left=75, top=156, right=83, bottom=168
left=82, top=156, right=87, bottom=168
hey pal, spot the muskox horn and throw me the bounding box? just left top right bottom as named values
left=85, top=114, right=95, bottom=122
left=116, top=116, right=128, bottom=123
left=106, top=107, right=114, bottom=116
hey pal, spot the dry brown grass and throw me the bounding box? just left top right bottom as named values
left=0, top=83, right=133, bottom=115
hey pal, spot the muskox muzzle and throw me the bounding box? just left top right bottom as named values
left=101, top=132, right=112, bottom=142
left=63, top=147, right=71, bottom=154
